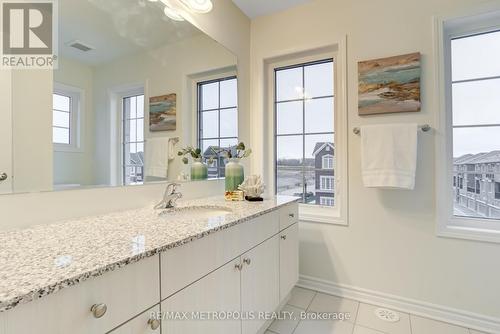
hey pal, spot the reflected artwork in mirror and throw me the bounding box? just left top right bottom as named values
left=3, top=0, right=238, bottom=194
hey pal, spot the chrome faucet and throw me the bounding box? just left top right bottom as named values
left=154, top=182, right=183, bottom=209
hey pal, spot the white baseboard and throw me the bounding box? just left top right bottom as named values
left=298, top=275, right=500, bottom=334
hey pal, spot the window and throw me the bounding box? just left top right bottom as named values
left=52, top=93, right=71, bottom=144
left=274, top=59, right=335, bottom=207
left=320, top=176, right=334, bottom=192
left=322, top=154, right=334, bottom=169
left=496, top=182, right=500, bottom=200
left=320, top=197, right=334, bottom=206
left=450, top=30, right=500, bottom=220
left=197, top=76, right=238, bottom=179
left=437, top=13, right=500, bottom=242
left=53, top=83, right=82, bottom=151
left=122, top=94, right=145, bottom=185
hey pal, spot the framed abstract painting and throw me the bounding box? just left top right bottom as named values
left=358, top=52, right=421, bottom=115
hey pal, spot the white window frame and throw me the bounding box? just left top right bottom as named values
left=264, top=39, right=348, bottom=226
left=121, top=92, right=145, bottom=186
left=187, top=67, right=238, bottom=178
left=117, top=87, right=145, bottom=186
left=53, top=82, right=84, bottom=153
left=435, top=8, right=500, bottom=243
left=320, top=197, right=334, bottom=206
left=320, top=175, right=334, bottom=192
left=322, top=154, right=334, bottom=169
left=196, top=75, right=238, bottom=179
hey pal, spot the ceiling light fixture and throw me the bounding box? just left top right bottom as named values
left=163, top=6, right=185, bottom=21
left=179, top=0, right=213, bottom=14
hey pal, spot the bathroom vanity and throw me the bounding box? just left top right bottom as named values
left=0, top=196, right=299, bottom=334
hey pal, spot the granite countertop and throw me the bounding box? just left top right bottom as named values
left=0, top=196, right=298, bottom=313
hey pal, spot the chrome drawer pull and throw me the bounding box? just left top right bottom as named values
left=243, top=258, right=251, bottom=265
left=288, top=213, right=295, bottom=218
left=281, top=235, right=287, bottom=240
left=148, top=318, right=161, bottom=330
left=0, top=173, right=7, bottom=181
left=235, top=263, right=243, bottom=271
left=90, top=303, right=107, bottom=318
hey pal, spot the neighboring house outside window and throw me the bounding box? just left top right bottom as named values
left=453, top=153, right=500, bottom=218
left=197, top=76, right=238, bottom=179
left=314, top=143, right=335, bottom=205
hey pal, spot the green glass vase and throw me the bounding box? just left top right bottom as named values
left=191, top=158, right=208, bottom=181
left=225, top=158, right=244, bottom=191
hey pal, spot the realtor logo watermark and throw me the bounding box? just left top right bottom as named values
left=1, top=0, right=58, bottom=68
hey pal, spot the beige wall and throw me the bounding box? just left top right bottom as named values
left=11, top=70, right=53, bottom=193
left=53, top=57, right=95, bottom=186
left=250, top=0, right=500, bottom=321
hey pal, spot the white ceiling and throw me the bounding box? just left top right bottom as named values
left=231, top=0, right=312, bottom=18
left=59, top=0, right=202, bottom=66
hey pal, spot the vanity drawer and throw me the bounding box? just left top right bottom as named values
left=279, top=204, right=299, bottom=231
left=109, top=305, right=161, bottom=334
left=1, top=255, right=160, bottom=334
left=161, top=210, right=279, bottom=299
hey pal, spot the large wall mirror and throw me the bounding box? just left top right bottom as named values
left=1, top=0, right=238, bottom=194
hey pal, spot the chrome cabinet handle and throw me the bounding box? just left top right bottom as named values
left=235, top=263, right=243, bottom=271
left=90, top=303, right=107, bottom=318
left=0, top=173, right=7, bottom=181
left=289, top=213, right=295, bottom=218
left=243, top=258, right=251, bottom=265
left=148, top=318, right=161, bottom=330
left=281, top=235, right=287, bottom=240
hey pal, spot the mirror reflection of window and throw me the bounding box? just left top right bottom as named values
left=52, top=93, right=72, bottom=145
left=122, top=95, right=145, bottom=186
left=197, top=76, right=238, bottom=179
left=52, top=84, right=81, bottom=150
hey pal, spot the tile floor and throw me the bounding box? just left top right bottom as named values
left=265, top=287, right=491, bottom=334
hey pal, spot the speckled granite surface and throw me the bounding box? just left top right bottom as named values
left=0, top=196, right=298, bottom=313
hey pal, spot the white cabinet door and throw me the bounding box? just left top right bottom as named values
left=161, top=211, right=279, bottom=299
left=241, top=236, right=280, bottom=334
left=0, top=69, right=12, bottom=194
left=161, top=260, right=242, bottom=334
left=1, top=255, right=160, bottom=334
left=279, top=223, right=299, bottom=300
left=109, top=305, right=160, bottom=334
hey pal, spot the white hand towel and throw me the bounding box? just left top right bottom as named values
left=145, top=137, right=171, bottom=178
left=168, top=138, right=176, bottom=161
left=361, top=123, right=418, bottom=189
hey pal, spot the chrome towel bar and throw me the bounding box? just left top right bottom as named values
left=353, top=124, right=431, bottom=135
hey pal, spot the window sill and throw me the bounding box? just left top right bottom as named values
left=54, top=144, right=83, bottom=153
left=299, top=203, right=347, bottom=226
left=438, top=218, right=500, bottom=244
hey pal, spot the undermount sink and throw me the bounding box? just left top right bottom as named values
left=159, top=205, right=233, bottom=220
